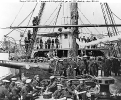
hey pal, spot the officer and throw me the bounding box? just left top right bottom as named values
left=0, top=80, right=11, bottom=100
left=21, top=79, right=34, bottom=100
left=52, top=84, right=66, bottom=99
left=46, top=76, right=57, bottom=93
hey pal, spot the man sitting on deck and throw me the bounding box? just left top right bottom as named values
left=46, top=76, right=57, bottom=93
left=52, top=84, right=66, bottom=99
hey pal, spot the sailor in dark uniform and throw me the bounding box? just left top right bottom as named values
left=75, top=79, right=87, bottom=100
left=0, top=80, right=11, bottom=100
left=46, top=76, right=57, bottom=93
left=21, top=79, right=33, bottom=100
left=32, top=75, right=42, bottom=94
left=65, top=80, right=76, bottom=100
left=52, top=84, right=66, bottom=99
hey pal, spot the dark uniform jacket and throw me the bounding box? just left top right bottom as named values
left=0, top=86, right=10, bottom=100
left=21, top=85, right=33, bottom=100
left=48, top=81, right=57, bottom=93
left=53, top=89, right=66, bottom=99
left=10, top=86, right=20, bottom=100
left=66, top=85, right=76, bottom=98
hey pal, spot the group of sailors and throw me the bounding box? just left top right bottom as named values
left=0, top=74, right=96, bottom=100
left=0, top=75, right=43, bottom=100
left=24, top=30, right=60, bottom=52
left=49, top=56, right=121, bottom=77
left=79, top=36, right=97, bottom=48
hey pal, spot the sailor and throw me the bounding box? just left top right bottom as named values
left=55, top=37, right=59, bottom=48
left=32, top=75, right=42, bottom=93
left=0, top=80, right=11, bottom=100
left=10, top=81, right=20, bottom=100
left=46, top=76, right=57, bottom=93
left=112, top=57, right=120, bottom=76
left=105, top=57, right=112, bottom=76
left=47, top=38, right=51, bottom=49
left=52, top=84, right=66, bottom=99
left=24, top=37, right=29, bottom=53
left=75, top=79, right=87, bottom=100
left=40, top=37, right=43, bottom=49
left=66, top=65, right=75, bottom=78
left=66, top=80, right=76, bottom=100
left=52, top=39, right=55, bottom=49
left=21, top=79, right=33, bottom=100
left=27, top=30, right=31, bottom=41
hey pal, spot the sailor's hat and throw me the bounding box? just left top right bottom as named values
left=59, top=59, right=63, bottom=62
left=57, top=84, right=63, bottom=87
left=11, top=78, right=17, bottom=81
left=2, top=80, right=10, bottom=83
left=26, top=79, right=32, bottom=84
left=15, top=81, right=21, bottom=84
left=50, top=76, right=55, bottom=79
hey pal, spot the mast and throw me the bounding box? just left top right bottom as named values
left=68, top=0, right=79, bottom=58
left=27, top=3, right=45, bottom=59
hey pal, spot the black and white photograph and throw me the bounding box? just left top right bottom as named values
left=0, top=0, right=121, bottom=100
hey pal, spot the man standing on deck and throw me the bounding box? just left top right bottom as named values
left=40, top=37, right=43, bottom=49
left=55, top=37, right=59, bottom=49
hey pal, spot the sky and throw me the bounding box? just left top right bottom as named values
left=0, top=0, right=121, bottom=44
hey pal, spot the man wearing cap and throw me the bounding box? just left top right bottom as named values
left=52, top=84, right=66, bottom=99
left=9, top=81, right=20, bottom=100
left=32, top=75, right=43, bottom=95
left=65, top=80, right=76, bottom=100
left=0, top=80, right=11, bottom=100
left=46, top=76, right=57, bottom=93
left=21, top=79, right=34, bottom=100
left=75, top=79, right=87, bottom=100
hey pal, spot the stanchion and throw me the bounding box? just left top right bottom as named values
left=96, top=77, right=115, bottom=100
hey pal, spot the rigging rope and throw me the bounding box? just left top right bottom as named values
left=112, top=11, right=121, bottom=21
left=53, top=3, right=62, bottom=32
left=78, top=17, right=92, bottom=33
left=5, top=5, right=37, bottom=36
left=78, top=7, right=101, bottom=34
left=38, top=3, right=60, bottom=32
left=10, top=3, right=24, bottom=27
left=20, top=3, right=38, bottom=41
left=44, top=4, right=62, bottom=32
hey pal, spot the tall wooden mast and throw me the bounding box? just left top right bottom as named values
left=68, top=0, right=79, bottom=58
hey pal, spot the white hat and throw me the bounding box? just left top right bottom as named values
left=2, top=80, right=10, bottom=83
left=57, top=84, right=63, bottom=87
left=11, top=78, right=17, bottom=81
left=26, top=79, right=32, bottom=83
left=15, top=81, right=21, bottom=84
left=50, top=76, right=55, bottom=79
